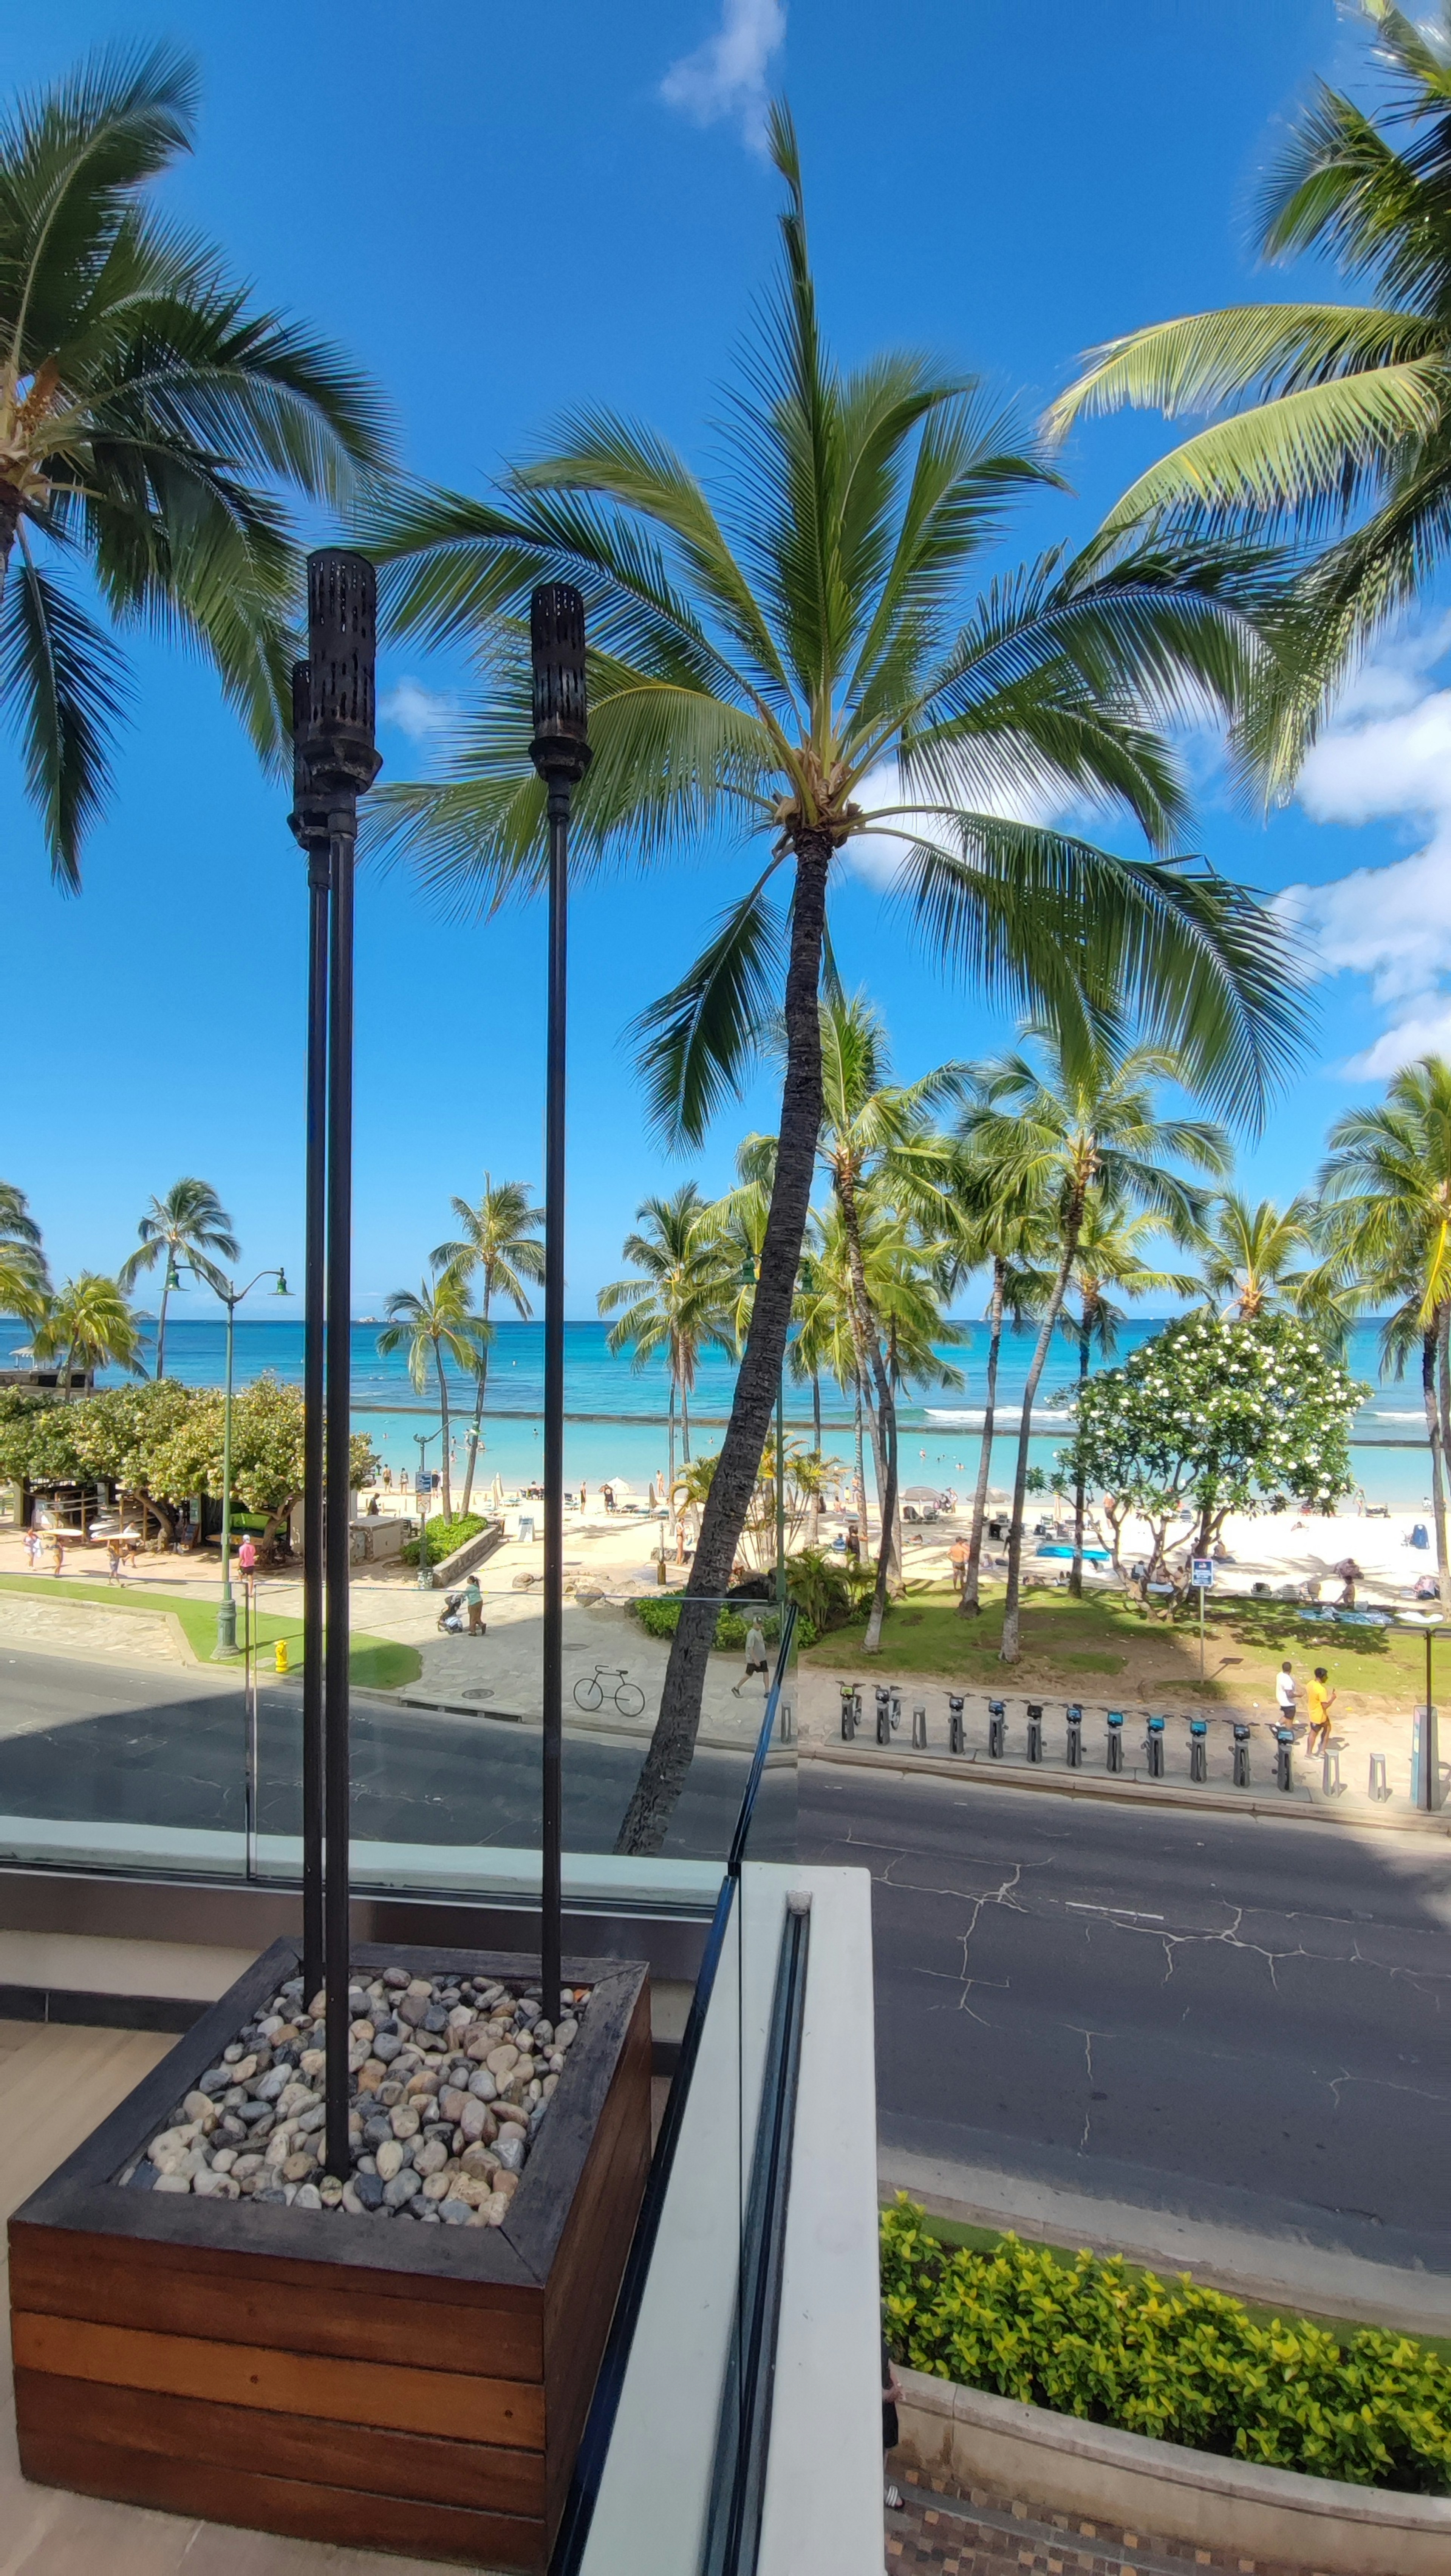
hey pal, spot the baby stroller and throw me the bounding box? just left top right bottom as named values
left=436, top=1590, right=466, bottom=1634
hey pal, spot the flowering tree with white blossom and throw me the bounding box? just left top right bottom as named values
left=1063, top=1311, right=1364, bottom=1593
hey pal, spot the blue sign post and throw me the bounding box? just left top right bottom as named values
left=1191, top=1557, right=1214, bottom=1681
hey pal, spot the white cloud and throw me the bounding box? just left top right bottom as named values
left=842, top=760, right=1083, bottom=893
left=380, top=678, right=456, bottom=743
left=660, top=0, right=786, bottom=150
left=1281, top=625, right=1451, bottom=1074
left=1297, top=688, right=1451, bottom=827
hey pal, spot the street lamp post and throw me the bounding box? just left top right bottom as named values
left=528, top=584, right=591, bottom=2029
left=294, top=550, right=381, bottom=2179
left=207, top=1268, right=289, bottom=1661
left=415, top=1425, right=440, bottom=1591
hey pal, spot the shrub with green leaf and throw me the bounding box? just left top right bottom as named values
left=402, top=1512, right=489, bottom=1567
left=880, top=2197, right=1451, bottom=2494
left=629, top=1595, right=804, bottom=1650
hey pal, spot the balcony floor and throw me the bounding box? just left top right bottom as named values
left=0, top=2019, right=455, bottom=2575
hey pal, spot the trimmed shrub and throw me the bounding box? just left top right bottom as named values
left=628, top=1596, right=816, bottom=1650
left=402, top=1511, right=488, bottom=1568
left=880, top=2197, right=1451, bottom=2494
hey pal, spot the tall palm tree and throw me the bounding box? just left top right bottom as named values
left=376, top=1273, right=484, bottom=1520
left=1047, top=3, right=1451, bottom=786
left=813, top=994, right=961, bottom=1647
left=959, top=1025, right=1230, bottom=1661
left=32, top=1272, right=141, bottom=1395
left=118, top=1178, right=239, bottom=1379
left=0, top=1181, right=48, bottom=1317
left=1320, top=1057, right=1451, bottom=1605
left=598, top=1186, right=736, bottom=1506
left=0, top=41, right=388, bottom=883
left=937, top=1159, right=1054, bottom=1618
left=1060, top=1198, right=1199, bottom=1595
left=1190, top=1190, right=1323, bottom=1326
left=432, top=1177, right=545, bottom=1517
left=364, top=110, right=1301, bottom=1849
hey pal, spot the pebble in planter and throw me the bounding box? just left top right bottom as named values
left=115, top=1965, right=592, bottom=2228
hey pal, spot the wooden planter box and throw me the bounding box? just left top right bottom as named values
left=9, top=1937, right=651, bottom=2570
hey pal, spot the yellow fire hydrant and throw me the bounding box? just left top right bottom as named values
left=274, top=1638, right=290, bottom=1676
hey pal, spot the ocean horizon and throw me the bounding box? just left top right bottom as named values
left=0, top=1314, right=1437, bottom=1508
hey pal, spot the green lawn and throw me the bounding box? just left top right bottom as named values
left=803, top=1579, right=1435, bottom=1708
left=897, top=2202, right=1451, bottom=2364
left=0, top=1572, right=421, bottom=1692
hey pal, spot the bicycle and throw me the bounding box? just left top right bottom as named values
left=573, top=1663, right=646, bottom=1718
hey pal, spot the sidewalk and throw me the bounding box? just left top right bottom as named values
left=795, top=1671, right=1448, bottom=1832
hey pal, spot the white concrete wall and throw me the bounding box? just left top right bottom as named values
left=580, top=1860, right=880, bottom=2576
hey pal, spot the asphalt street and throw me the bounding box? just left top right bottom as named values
left=0, top=1646, right=773, bottom=1860
left=799, top=1763, right=1451, bottom=2273
left=4, top=1648, right=1447, bottom=2272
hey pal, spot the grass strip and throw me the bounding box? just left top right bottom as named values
left=0, top=1572, right=421, bottom=1692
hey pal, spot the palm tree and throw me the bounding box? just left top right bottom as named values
left=958, top=1024, right=1230, bottom=1661
left=1319, top=1058, right=1451, bottom=1605
left=814, top=994, right=961, bottom=1647
left=1060, top=1198, right=1199, bottom=1595
left=432, top=1177, right=545, bottom=1517
left=364, top=110, right=1301, bottom=1849
left=0, top=42, right=387, bottom=883
left=0, top=1181, right=48, bottom=1317
left=118, top=1179, right=240, bottom=1379
left=32, top=1272, right=141, bottom=1394
left=937, top=1160, right=1053, bottom=1618
left=1047, top=4, right=1451, bottom=786
left=598, top=1187, right=736, bottom=1507
left=1192, top=1192, right=1317, bottom=1321
left=376, top=1273, right=484, bottom=1519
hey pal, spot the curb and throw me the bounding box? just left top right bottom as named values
left=893, top=2368, right=1451, bottom=2576
left=807, top=1742, right=1451, bottom=1834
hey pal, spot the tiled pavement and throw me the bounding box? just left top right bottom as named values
left=886, top=2472, right=1327, bottom=2576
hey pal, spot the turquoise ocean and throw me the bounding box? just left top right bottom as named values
left=0, top=1316, right=1434, bottom=1510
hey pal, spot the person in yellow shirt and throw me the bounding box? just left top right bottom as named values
left=1306, top=1667, right=1335, bottom=1756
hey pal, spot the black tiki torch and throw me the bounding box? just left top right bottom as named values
left=295, top=550, right=381, bottom=2178
left=528, top=585, right=590, bottom=2026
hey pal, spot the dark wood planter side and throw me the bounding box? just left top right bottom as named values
left=9, top=1938, right=651, bottom=2570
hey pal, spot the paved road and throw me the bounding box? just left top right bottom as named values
left=0, top=1646, right=776, bottom=1860
left=5, top=1648, right=1447, bottom=2270
left=798, top=1764, right=1451, bottom=2274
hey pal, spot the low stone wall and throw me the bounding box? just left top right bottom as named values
left=426, top=1517, right=506, bottom=1589
left=894, top=2366, right=1451, bottom=2576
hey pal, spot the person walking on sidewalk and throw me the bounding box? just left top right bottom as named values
left=732, top=1619, right=769, bottom=1695
left=1275, top=1660, right=1297, bottom=1728
left=464, top=1574, right=483, bottom=1635
left=1307, top=1667, right=1335, bottom=1757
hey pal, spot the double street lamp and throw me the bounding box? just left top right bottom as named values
left=205, top=1265, right=290, bottom=1659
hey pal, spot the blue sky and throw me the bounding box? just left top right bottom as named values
left=6, top=0, right=1444, bottom=1313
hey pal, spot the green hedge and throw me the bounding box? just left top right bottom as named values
left=402, top=1512, right=488, bottom=1568
left=880, top=2197, right=1451, bottom=2494
left=629, top=1596, right=817, bottom=1650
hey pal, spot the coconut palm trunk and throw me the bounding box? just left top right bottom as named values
left=1069, top=1299, right=1095, bottom=1598
left=614, top=840, right=829, bottom=1854
left=458, top=1294, right=492, bottom=1518
left=961, top=1259, right=1006, bottom=1618
left=434, top=1346, right=454, bottom=1519
left=835, top=1160, right=900, bottom=1653
left=808, top=1371, right=823, bottom=1545
left=1000, top=1226, right=1080, bottom=1664
left=154, top=1276, right=172, bottom=1382
left=1423, top=1325, right=1451, bottom=1615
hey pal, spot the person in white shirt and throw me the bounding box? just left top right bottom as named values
left=733, top=1620, right=769, bottom=1694
left=1275, top=1660, right=1297, bottom=1724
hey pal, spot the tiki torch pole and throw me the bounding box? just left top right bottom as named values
left=298, top=552, right=381, bottom=2180
left=288, top=661, right=329, bottom=2009
left=528, top=586, right=591, bottom=2028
